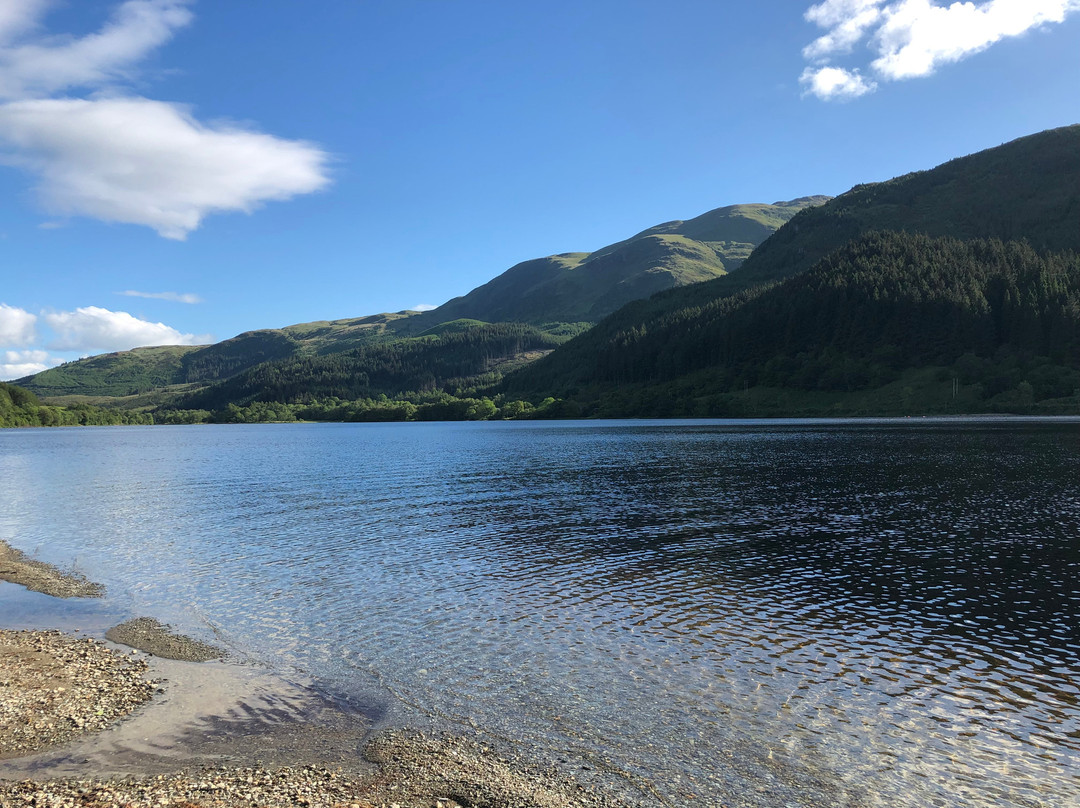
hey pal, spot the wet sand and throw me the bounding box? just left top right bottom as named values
left=0, top=542, right=638, bottom=807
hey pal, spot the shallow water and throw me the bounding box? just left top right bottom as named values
left=2, top=418, right=1079, bottom=806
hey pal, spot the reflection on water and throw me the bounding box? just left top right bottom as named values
left=2, top=418, right=1079, bottom=807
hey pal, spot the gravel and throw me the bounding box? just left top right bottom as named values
left=0, top=627, right=639, bottom=808
left=0, top=741, right=640, bottom=807
left=105, top=617, right=225, bottom=662
left=0, top=540, right=104, bottom=599
left=0, top=734, right=638, bottom=808
left=0, top=629, right=155, bottom=760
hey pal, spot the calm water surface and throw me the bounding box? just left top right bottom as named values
left=1, top=418, right=1079, bottom=807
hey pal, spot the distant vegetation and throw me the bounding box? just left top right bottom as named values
left=0, top=382, right=153, bottom=427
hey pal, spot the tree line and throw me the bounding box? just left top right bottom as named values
left=505, top=232, right=1080, bottom=415
left=0, top=383, right=154, bottom=427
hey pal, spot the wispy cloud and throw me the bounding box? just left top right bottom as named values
left=410, top=303, right=437, bottom=312
left=43, top=305, right=207, bottom=352
left=0, top=0, right=330, bottom=238
left=0, top=0, right=193, bottom=100
left=0, top=302, right=37, bottom=346
left=801, top=0, right=1080, bottom=100
left=120, top=289, right=203, bottom=304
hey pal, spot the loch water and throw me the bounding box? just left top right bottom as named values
left=1, top=418, right=1079, bottom=807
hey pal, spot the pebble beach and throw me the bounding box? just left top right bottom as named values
left=0, top=541, right=638, bottom=808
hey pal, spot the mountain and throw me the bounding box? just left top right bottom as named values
left=405, top=198, right=828, bottom=329
left=17, top=198, right=826, bottom=403
left=733, top=125, right=1080, bottom=288
left=505, top=125, right=1080, bottom=416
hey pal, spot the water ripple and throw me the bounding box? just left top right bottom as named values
left=2, top=419, right=1079, bottom=807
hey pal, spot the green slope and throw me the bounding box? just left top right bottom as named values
left=179, top=322, right=563, bottom=410
left=20, top=345, right=201, bottom=398
left=507, top=125, right=1080, bottom=407
left=18, top=312, right=420, bottom=398
left=507, top=232, right=1080, bottom=416
left=407, top=197, right=828, bottom=328
left=736, top=125, right=1080, bottom=287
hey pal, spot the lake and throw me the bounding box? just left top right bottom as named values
left=1, top=418, right=1078, bottom=807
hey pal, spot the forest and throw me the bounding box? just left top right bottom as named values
left=177, top=322, right=561, bottom=412
left=505, top=232, right=1080, bottom=416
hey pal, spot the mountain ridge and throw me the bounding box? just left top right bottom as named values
left=503, top=124, right=1080, bottom=416
left=18, top=197, right=826, bottom=400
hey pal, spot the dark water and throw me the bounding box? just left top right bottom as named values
left=1, top=418, right=1079, bottom=807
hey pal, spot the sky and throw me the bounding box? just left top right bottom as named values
left=2, top=0, right=1080, bottom=380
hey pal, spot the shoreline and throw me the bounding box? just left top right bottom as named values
left=0, top=541, right=640, bottom=807
left=0, top=540, right=104, bottom=599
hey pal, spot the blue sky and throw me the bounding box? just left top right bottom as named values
left=2, top=0, right=1079, bottom=379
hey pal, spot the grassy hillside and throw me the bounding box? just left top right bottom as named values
left=735, top=125, right=1080, bottom=287
left=507, top=125, right=1080, bottom=409
left=21, top=345, right=200, bottom=398
left=18, top=312, right=421, bottom=398
left=407, top=197, right=828, bottom=328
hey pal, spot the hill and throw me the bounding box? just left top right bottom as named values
left=406, top=198, right=828, bottom=328
left=17, top=198, right=825, bottom=404
left=179, top=322, right=562, bottom=411
left=505, top=125, right=1080, bottom=414
left=19, top=312, right=419, bottom=399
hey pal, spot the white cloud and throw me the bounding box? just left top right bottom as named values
left=42, top=305, right=205, bottom=352
left=0, top=303, right=37, bottom=346
left=800, top=66, right=878, bottom=100
left=0, top=349, right=55, bottom=380
left=873, top=0, right=1080, bottom=79
left=410, top=303, right=438, bottom=312
left=0, top=1, right=330, bottom=237
left=119, top=290, right=203, bottom=303
left=0, top=0, right=50, bottom=45
left=5, top=349, right=48, bottom=362
left=804, top=0, right=885, bottom=59
left=1, top=362, right=46, bottom=380
left=0, top=97, right=330, bottom=239
left=0, top=0, right=193, bottom=101
left=801, top=0, right=1080, bottom=99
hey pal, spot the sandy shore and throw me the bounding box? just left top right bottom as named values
left=0, top=543, right=639, bottom=808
